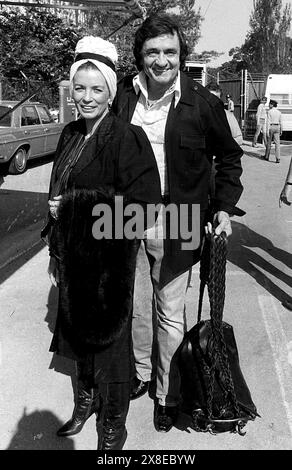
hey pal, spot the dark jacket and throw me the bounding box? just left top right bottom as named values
left=113, top=72, right=243, bottom=212
left=48, top=113, right=162, bottom=380
left=49, top=111, right=161, bottom=205
left=112, top=72, right=244, bottom=279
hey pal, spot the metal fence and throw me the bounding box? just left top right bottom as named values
left=218, top=71, right=267, bottom=139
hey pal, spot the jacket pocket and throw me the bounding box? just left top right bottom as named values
left=180, top=134, right=206, bottom=150
left=179, top=135, right=207, bottom=170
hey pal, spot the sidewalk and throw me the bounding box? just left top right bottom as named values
left=0, top=247, right=257, bottom=450
left=0, top=244, right=291, bottom=450
left=241, top=138, right=292, bottom=160
left=0, top=149, right=292, bottom=451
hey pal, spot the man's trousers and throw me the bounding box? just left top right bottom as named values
left=265, top=124, right=281, bottom=161
left=132, top=208, right=191, bottom=407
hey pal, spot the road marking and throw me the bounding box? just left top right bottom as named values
left=259, top=295, right=292, bottom=437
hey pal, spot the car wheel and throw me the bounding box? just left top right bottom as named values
left=8, top=148, right=28, bottom=174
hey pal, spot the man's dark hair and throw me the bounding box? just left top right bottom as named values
left=133, top=13, right=189, bottom=71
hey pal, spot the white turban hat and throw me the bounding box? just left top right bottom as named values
left=69, top=36, right=118, bottom=101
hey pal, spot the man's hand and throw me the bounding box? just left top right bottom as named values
left=205, top=210, right=232, bottom=237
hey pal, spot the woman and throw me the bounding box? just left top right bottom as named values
left=44, top=36, right=161, bottom=450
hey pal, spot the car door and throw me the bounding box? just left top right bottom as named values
left=20, top=105, right=45, bottom=159
left=36, top=105, right=62, bottom=154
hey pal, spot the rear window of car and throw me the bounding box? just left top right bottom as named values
left=21, top=106, right=41, bottom=126
left=0, top=106, right=12, bottom=127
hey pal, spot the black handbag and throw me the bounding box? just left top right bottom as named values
left=178, top=232, right=260, bottom=435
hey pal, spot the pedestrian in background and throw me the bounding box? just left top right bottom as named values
left=43, top=35, right=161, bottom=450
left=279, top=156, right=292, bottom=207
left=113, top=13, right=244, bottom=434
left=205, top=82, right=244, bottom=201
left=279, top=155, right=292, bottom=311
left=252, top=96, right=267, bottom=147
left=226, top=93, right=234, bottom=112
left=206, top=82, right=243, bottom=145
left=264, top=99, right=282, bottom=163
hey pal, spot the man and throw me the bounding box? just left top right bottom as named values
left=206, top=83, right=243, bottom=145
left=265, top=99, right=282, bottom=163
left=279, top=156, right=292, bottom=207
left=252, top=96, right=268, bottom=147
left=279, top=155, right=292, bottom=311
left=226, top=93, right=234, bottom=112
left=112, top=13, right=244, bottom=433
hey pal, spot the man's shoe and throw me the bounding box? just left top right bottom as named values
left=130, top=377, right=149, bottom=400
left=276, top=159, right=280, bottom=163
left=154, top=405, right=178, bottom=433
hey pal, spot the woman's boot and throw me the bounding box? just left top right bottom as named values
left=57, top=363, right=102, bottom=437
left=98, top=382, right=130, bottom=450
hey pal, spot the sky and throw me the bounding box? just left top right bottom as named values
left=194, top=0, right=292, bottom=66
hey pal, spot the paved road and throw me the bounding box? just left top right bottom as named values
left=0, top=156, right=53, bottom=275
left=0, top=141, right=292, bottom=452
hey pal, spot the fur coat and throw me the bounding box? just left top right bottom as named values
left=47, top=113, right=161, bottom=378
left=54, top=188, right=140, bottom=352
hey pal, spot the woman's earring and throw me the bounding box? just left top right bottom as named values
left=108, top=100, right=112, bottom=109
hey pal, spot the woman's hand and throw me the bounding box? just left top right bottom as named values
left=205, top=210, right=232, bottom=238
left=48, top=195, right=63, bottom=220
left=48, top=256, right=59, bottom=287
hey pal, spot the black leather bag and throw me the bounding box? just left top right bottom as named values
left=178, top=232, right=259, bottom=435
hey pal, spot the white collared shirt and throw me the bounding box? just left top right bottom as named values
left=131, top=71, right=181, bottom=195
left=267, top=107, right=282, bottom=128
left=256, top=103, right=267, bottom=123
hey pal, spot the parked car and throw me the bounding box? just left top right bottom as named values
left=0, top=100, right=65, bottom=174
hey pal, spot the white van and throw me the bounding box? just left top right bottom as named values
left=265, top=74, right=292, bottom=131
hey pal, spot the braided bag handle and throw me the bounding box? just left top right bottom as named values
left=198, top=232, right=240, bottom=420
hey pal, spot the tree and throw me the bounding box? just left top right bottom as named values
left=227, top=0, right=292, bottom=74
left=0, top=1, right=204, bottom=103
left=86, top=0, right=203, bottom=75
left=193, top=50, right=224, bottom=64
left=0, top=7, right=83, bottom=105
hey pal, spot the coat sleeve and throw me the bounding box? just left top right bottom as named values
left=116, top=123, right=162, bottom=206
left=41, top=124, right=72, bottom=255
left=207, top=99, right=244, bottom=216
